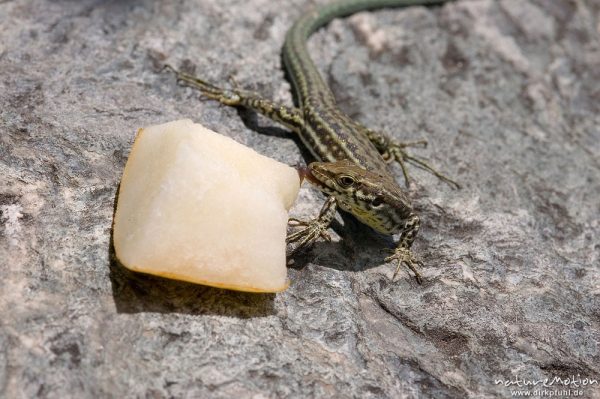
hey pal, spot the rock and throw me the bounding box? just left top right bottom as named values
left=0, top=0, right=598, bottom=398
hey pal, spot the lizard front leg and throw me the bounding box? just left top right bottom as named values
left=286, top=196, right=337, bottom=254
left=385, top=213, right=424, bottom=284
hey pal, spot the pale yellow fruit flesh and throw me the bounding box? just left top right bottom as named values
left=113, top=119, right=300, bottom=293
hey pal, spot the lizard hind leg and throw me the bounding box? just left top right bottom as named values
left=387, top=145, right=461, bottom=189
left=162, top=64, right=305, bottom=131
left=362, top=125, right=461, bottom=189
left=163, top=64, right=241, bottom=105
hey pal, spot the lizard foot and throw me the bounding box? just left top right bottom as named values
left=385, top=246, right=424, bottom=284
left=286, top=218, right=332, bottom=255
left=383, top=142, right=461, bottom=189
left=162, top=64, right=242, bottom=105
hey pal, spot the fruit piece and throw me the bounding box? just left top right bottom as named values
left=113, top=119, right=300, bottom=292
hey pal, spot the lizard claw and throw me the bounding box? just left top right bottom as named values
left=287, top=217, right=309, bottom=227
left=286, top=218, right=330, bottom=254
left=385, top=247, right=424, bottom=284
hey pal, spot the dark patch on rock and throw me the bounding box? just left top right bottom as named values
left=253, top=13, right=274, bottom=41
left=49, top=332, right=83, bottom=368
left=441, top=40, right=469, bottom=76
left=424, top=327, right=470, bottom=357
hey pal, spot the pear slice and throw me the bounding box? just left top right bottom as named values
left=113, top=119, right=300, bottom=293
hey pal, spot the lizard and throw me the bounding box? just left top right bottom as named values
left=163, top=0, right=459, bottom=283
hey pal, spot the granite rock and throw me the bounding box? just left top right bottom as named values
left=1, top=0, right=599, bottom=398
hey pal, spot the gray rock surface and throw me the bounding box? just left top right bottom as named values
left=1, top=0, right=599, bottom=397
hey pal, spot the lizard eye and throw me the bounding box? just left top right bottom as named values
left=371, top=197, right=384, bottom=207
left=337, top=175, right=355, bottom=188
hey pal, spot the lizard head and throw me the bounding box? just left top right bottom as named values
left=303, top=160, right=417, bottom=235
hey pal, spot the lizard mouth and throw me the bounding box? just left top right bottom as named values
left=296, top=165, right=310, bottom=183
left=296, top=165, right=327, bottom=190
